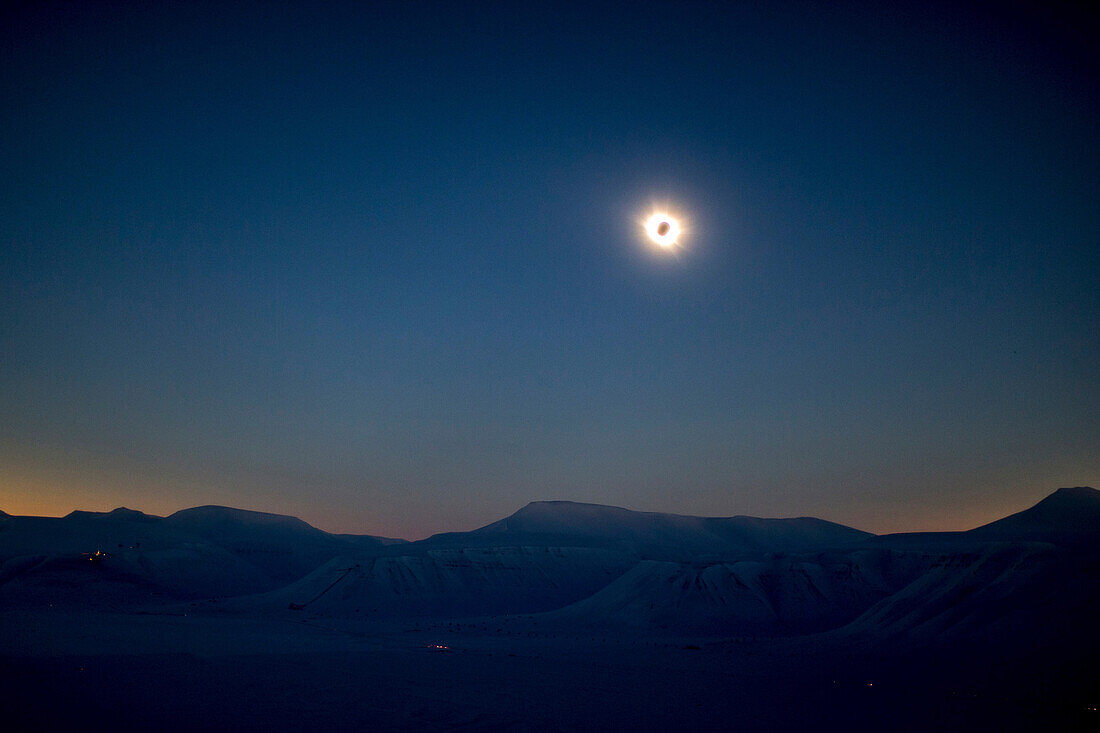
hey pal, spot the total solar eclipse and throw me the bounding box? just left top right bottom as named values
left=645, top=213, right=680, bottom=248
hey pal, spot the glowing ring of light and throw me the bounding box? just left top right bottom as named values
left=645, top=213, right=680, bottom=248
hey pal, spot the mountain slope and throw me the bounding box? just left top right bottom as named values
left=0, top=506, right=395, bottom=605
left=2, top=488, right=1095, bottom=641
left=967, top=486, right=1100, bottom=544
left=164, top=505, right=380, bottom=583
left=240, top=546, right=637, bottom=618
left=424, top=501, right=872, bottom=559
left=547, top=549, right=930, bottom=635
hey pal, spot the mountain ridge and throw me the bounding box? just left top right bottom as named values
left=968, top=485, right=1099, bottom=541
left=1, top=487, right=1096, bottom=637
left=5, top=486, right=1097, bottom=545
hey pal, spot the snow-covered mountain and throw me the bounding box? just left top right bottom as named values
left=822, top=488, right=1100, bottom=657
left=864, top=486, right=1100, bottom=554
left=164, top=505, right=381, bottom=584
left=422, top=500, right=872, bottom=558
left=245, top=546, right=638, bottom=618
left=0, top=505, right=396, bottom=604
left=1, top=488, right=1095, bottom=649
left=967, top=485, right=1100, bottom=543
left=546, top=548, right=927, bottom=635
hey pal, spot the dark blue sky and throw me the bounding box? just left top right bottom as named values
left=2, top=1, right=1097, bottom=538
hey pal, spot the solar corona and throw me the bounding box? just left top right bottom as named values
left=644, top=212, right=680, bottom=248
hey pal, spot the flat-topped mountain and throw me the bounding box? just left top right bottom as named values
left=422, top=500, right=872, bottom=558
left=1, top=488, right=1096, bottom=633
left=0, top=504, right=397, bottom=602
left=167, top=505, right=327, bottom=533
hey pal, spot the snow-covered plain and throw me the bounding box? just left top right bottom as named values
left=1, top=490, right=1097, bottom=730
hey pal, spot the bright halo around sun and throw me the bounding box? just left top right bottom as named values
left=645, top=212, right=680, bottom=249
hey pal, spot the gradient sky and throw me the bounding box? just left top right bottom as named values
left=2, top=1, right=1097, bottom=539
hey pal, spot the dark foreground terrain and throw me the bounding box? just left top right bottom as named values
left=2, top=609, right=1095, bottom=732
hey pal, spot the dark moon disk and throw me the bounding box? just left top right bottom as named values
left=657, top=221, right=670, bottom=236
